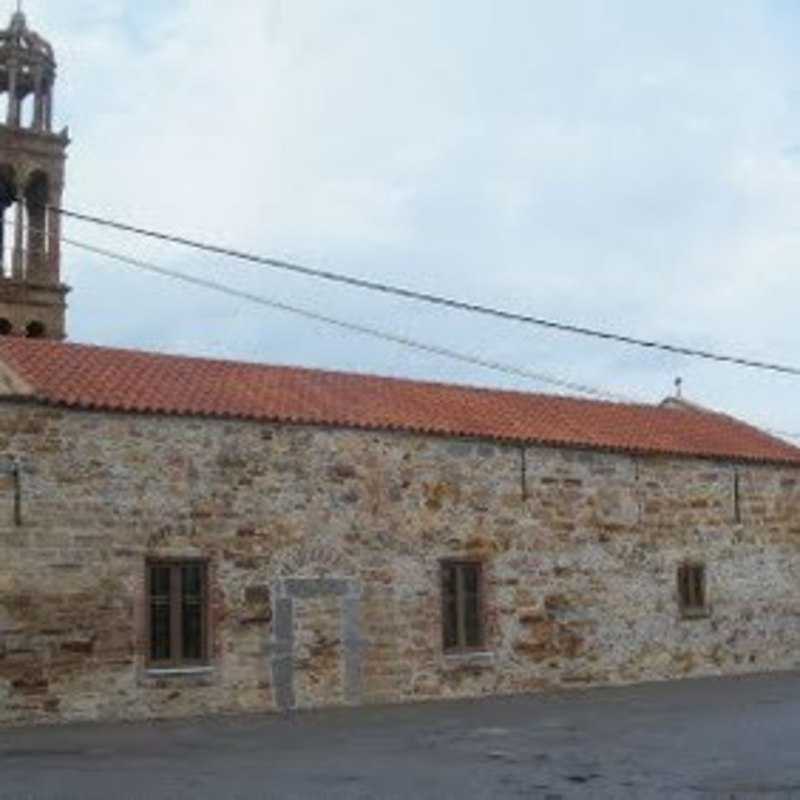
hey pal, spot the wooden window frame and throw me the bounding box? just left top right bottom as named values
left=146, top=559, right=210, bottom=669
left=440, top=559, right=486, bottom=653
left=677, top=562, right=709, bottom=619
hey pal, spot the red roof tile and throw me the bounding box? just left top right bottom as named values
left=0, top=338, right=797, bottom=465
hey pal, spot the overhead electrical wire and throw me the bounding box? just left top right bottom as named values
left=762, top=427, right=800, bottom=442
left=59, top=235, right=638, bottom=403
left=7, top=219, right=799, bottom=439
left=60, top=238, right=800, bottom=441
left=53, top=206, right=800, bottom=379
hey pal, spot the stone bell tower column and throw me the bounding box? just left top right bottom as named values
left=0, top=8, right=69, bottom=340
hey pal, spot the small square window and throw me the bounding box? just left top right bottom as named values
left=441, top=560, right=485, bottom=651
left=677, top=562, right=708, bottom=618
left=147, top=560, right=209, bottom=667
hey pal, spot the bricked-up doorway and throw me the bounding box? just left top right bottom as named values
left=271, top=579, right=363, bottom=711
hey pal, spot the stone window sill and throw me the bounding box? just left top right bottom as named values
left=680, top=608, right=711, bottom=621
left=145, top=666, right=215, bottom=677
left=442, top=651, right=496, bottom=669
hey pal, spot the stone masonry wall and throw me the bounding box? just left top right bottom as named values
left=0, top=401, right=799, bottom=725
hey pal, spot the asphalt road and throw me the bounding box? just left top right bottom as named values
left=1, top=672, right=800, bottom=799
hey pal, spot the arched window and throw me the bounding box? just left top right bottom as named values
left=0, top=166, right=16, bottom=277
left=25, top=170, right=48, bottom=278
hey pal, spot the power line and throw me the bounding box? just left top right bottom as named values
left=65, top=238, right=800, bottom=440
left=763, top=427, right=800, bottom=442
left=61, top=235, right=639, bottom=403
left=53, top=205, right=800, bottom=378
left=9, top=220, right=799, bottom=434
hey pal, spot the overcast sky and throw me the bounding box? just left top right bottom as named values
left=16, top=0, right=800, bottom=435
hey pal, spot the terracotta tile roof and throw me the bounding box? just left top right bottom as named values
left=0, top=338, right=798, bottom=465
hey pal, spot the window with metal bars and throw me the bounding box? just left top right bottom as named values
left=677, top=562, right=708, bottom=618
left=441, top=560, right=485, bottom=651
left=147, top=561, right=209, bottom=667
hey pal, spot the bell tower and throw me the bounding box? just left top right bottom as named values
left=0, top=6, right=68, bottom=340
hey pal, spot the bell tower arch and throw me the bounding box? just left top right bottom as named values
left=0, top=7, right=68, bottom=340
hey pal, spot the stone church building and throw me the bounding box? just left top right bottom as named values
left=1, top=11, right=800, bottom=726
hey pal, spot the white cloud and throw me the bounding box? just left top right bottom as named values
left=14, top=0, right=800, bottom=435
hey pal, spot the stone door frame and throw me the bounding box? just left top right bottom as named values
left=271, top=577, right=363, bottom=711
